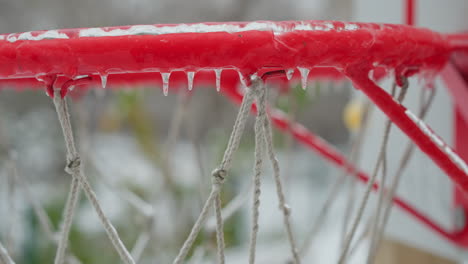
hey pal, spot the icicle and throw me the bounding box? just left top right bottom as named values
left=100, top=73, right=108, bottom=89
left=298, top=67, right=310, bottom=90
left=286, top=69, right=294, bottom=80
left=214, top=69, right=222, bottom=92
left=161, top=72, right=171, bottom=96
left=187, top=71, right=195, bottom=91
left=238, top=71, right=248, bottom=88
left=36, top=74, right=55, bottom=97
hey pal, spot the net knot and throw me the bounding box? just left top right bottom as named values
left=211, top=168, right=227, bottom=187
left=65, top=156, right=81, bottom=174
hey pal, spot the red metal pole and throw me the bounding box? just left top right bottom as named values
left=405, top=0, right=415, bottom=26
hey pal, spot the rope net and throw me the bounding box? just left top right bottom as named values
left=0, top=20, right=467, bottom=263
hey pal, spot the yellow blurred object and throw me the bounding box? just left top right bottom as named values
left=343, top=99, right=364, bottom=133
left=98, top=106, right=123, bottom=132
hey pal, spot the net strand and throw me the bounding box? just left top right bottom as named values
left=220, top=85, right=257, bottom=172
left=214, top=193, right=226, bottom=264
left=173, top=81, right=257, bottom=264
left=338, top=80, right=408, bottom=264
left=54, top=177, right=80, bottom=264
left=52, top=91, right=135, bottom=264
left=248, top=81, right=266, bottom=264
left=27, top=72, right=433, bottom=264
left=53, top=91, right=83, bottom=264
left=172, top=186, right=220, bottom=264
left=261, top=90, right=300, bottom=263
left=366, top=87, right=435, bottom=263
left=365, top=84, right=402, bottom=264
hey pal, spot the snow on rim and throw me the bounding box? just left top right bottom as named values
left=6, top=30, right=68, bottom=43
left=79, top=22, right=358, bottom=37
left=1, top=21, right=361, bottom=42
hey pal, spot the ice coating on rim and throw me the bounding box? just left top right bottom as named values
left=406, top=110, right=468, bottom=175
left=0, top=20, right=455, bottom=82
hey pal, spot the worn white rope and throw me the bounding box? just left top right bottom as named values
left=260, top=89, right=301, bottom=264
left=220, top=85, right=257, bottom=172
left=54, top=176, right=80, bottom=264
left=0, top=241, right=15, bottom=264
left=366, top=87, right=435, bottom=263
left=338, top=81, right=408, bottom=264
left=52, top=91, right=135, bottom=264
left=248, top=81, right=267, bottom=264
left=53, top=93, right=82, bottom=264
left=214, top=192, right=226, bottom=264
left=173, top=81, right=257, bottom=264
